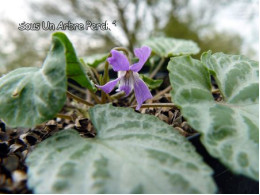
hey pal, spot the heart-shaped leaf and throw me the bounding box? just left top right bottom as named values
left=144, top=37, right=200, bottom=58
left=26, top=104, right=216, bottom=194
left=0, top=35, right=67, bottom=127
left=53, top=32, right=96, bottom=92
left=167, top=53, right=259, bottom=180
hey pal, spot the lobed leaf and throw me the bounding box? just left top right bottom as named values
left=0, top=35, right=67, bottom=127
left=26, top=104, right=216, bottom=194
left=144, top=37, right=200, bottom=58
left=167, top=53, right=259, bottom=180
left=53, top=32, right=96, bottom=92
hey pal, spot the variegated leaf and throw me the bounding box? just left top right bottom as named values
left=26, top=104, right=216, bottom=194
left=144, top=37, right=200, bottom=57
left=0, top=36, right=67, bottom=127
left=167, top=53, right=259, bottom=180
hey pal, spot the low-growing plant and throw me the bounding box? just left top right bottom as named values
left=0, top=32, right=258, bottom=193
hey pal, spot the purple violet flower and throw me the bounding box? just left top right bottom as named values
left=96, top=46, right=153, bottom=110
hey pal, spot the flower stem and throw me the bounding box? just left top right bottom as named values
left=151, top=86, right=172, bottom=101
left=91, top=67, right=102, bottom=84
left=150, top=57, right=165, bottom=79
left=111, top=91, right=125, bottom=100
left=56, top=113, right=73, bottom=121
left=100, top=61, right=111, bottom=104
left=105, top=93, right=112, bottom=102
left=102, top=61, right=110, bottom=84
left=68, top=82, right=101, bottom=104
left=90, top=91, right=102, bottom=104
left=67, top=91, right=94, bottom=106
left=68, top=83, right=87, bottom=95
left=131, top=103, right=177, bottom=109
left=101, top=90, right=112, bottom=103
left=113, top=47, right=130, bottom=57
left=128, top=93, right=136, bottom=105
left=101, top=91, right=106, bottom=103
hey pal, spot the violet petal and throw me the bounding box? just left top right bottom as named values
left=130, top=46, right=151, bottom=72
left=107, top=50, right=130, bottom=71
left=118, top=84, right=132, bottom=96
left=133, top=75, right=152, bottom=110
left=96, top=77, right=122, bottom=94
left=117, top=74, right=134, bottom=96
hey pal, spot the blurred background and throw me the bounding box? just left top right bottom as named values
left=0, top=0, right=258, bottom=75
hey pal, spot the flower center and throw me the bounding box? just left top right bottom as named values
left=125, top=70, right=133, bottom=79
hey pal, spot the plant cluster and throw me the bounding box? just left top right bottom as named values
left=0, top=32, right=258, bottom=193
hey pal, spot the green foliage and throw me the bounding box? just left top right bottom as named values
left=81, top=53, right=108, bottom=68
left=53, top=32, right=96, bottom=92
left=144, top=37, right=200, bottom=58
left=139, top=74, right=163, bottom=89
left=167, top=53, right=259, bottom=180
left=0, top=35, right=67, bottom=127
left=26, top=104, right=216, bottom=194
left=0, top=32, right=99, bottom=127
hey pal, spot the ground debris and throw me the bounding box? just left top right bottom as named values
left=0, top=115, right=95, bottom=193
